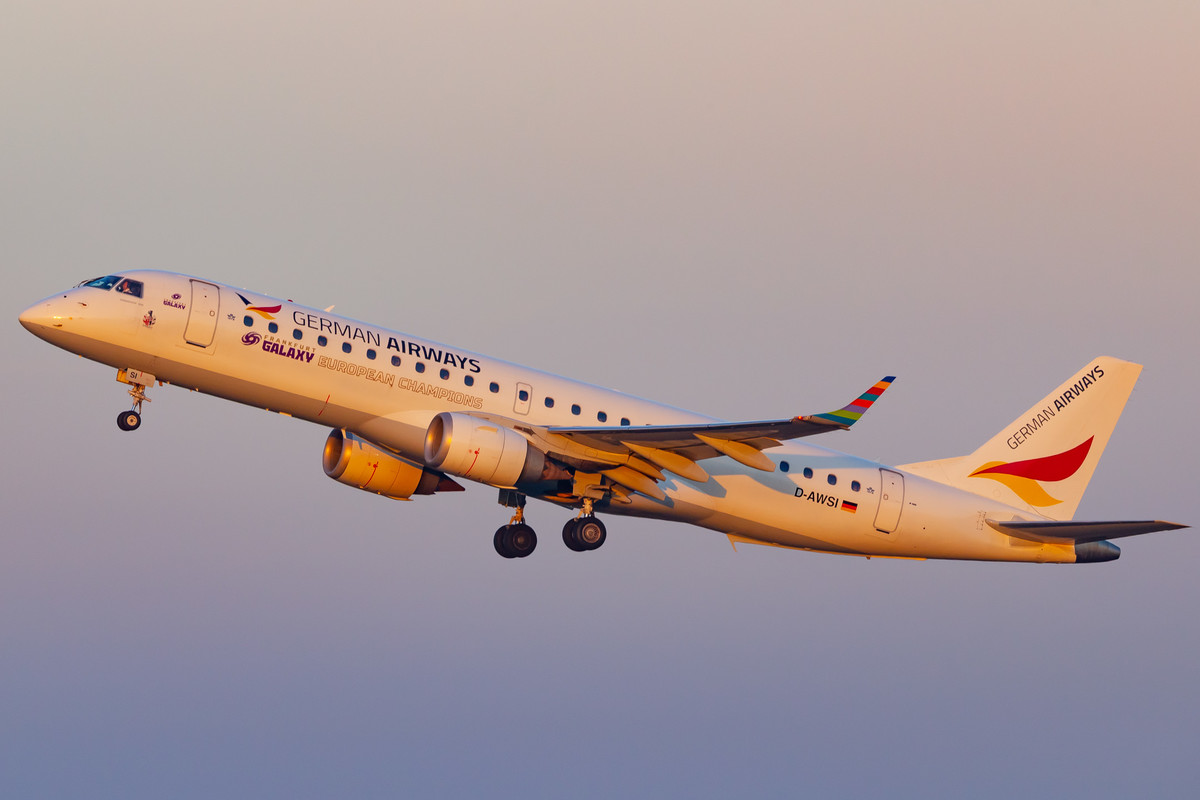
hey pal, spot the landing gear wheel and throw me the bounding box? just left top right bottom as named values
left=507, top=523, right=537, bottom=557
left=562, top=519, right=587, bottom=552
left=563, top=516, right=606, bottom=551
left=494, top=526, right=516, bottom=559
left=494, top=524, right=537, bottom=559
left=117, top=410, right=142, bottom=431
left=576, top=517, right=606, bottom=550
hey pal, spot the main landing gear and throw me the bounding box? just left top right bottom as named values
left=494, top=506, right=538, bottom=559
left=115, top=369, right=153, bottom=432
left=493, top=492, right=608, bottom=559
left=562, top=497, right=606, bottom=552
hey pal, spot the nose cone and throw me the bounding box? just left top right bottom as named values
left=18, top=301, right=49, bottom=333
left=19, top=295, right=71, bottom=338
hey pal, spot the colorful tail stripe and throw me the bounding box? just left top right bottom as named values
left=813, top=377, right=895, bottom=427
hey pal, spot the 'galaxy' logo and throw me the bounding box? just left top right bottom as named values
left=242, top=332, right=262, bottom=346
left=237, top=292, right=283, bottom=320
left=969, top=437, right=1094, bottom=507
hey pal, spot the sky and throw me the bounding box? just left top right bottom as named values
left=2, top=2, right=1198, bottom=797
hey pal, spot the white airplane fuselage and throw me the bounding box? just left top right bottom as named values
left=18, top=271, right=1139, bottom=564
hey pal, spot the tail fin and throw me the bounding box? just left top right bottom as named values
left=898, top=357, right=1142, bottom=520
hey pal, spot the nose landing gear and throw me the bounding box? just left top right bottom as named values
left=115, top=368, right=153, bottom=431
left=117, top=409, right=142, bottom=431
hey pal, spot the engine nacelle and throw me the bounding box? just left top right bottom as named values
left=323, top=428, right=455, bottom=499
left=423, top=412, right=545, bottom=487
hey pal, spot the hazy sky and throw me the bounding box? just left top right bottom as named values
left=3, top=2, right=1198, bottom=797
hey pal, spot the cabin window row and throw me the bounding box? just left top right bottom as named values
left=778, top=461, right=862, bottom=492
left=540, top=393, right=629, bottom=425
left=243, top=316, right=631, bottom=425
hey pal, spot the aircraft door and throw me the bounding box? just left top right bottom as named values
left=514, top=382, right=533, bottom=415
left=874, top=469, right=905, bottom=533
left=184, top=280, right=221, bottom=347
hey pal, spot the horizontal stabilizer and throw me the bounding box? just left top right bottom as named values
left=986, top=519, right=1187, bottom=544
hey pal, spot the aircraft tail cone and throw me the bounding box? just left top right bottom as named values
left=1074, top=540, right=1120, bottom=563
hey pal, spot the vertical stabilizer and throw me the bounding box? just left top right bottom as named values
left=898, top=357, right=1142, bottom=520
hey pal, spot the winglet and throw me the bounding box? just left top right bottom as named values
left=807, top=376, right=895, bottom=428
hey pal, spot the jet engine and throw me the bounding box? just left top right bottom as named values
left=323, top=428, right=459, bottom=499
left=423, top=412, right=547, bottom=487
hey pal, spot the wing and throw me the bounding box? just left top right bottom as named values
left=518, top=376, right=895, bottom=487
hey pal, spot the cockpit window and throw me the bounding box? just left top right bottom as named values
left=80, top=275, right=122, bottom=290
left=114, top=278, right=143, bottom=298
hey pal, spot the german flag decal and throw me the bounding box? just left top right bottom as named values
left=840, top=500, right=858, bottom=513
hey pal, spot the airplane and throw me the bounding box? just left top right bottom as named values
left=19, top=271, right=1185, bottom=563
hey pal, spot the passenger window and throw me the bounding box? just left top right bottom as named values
left=803, top=467, right=814, bottom=479
left=545, top=397, right=555, bottom=408
left=571, top=404, right=581, bottom=416
left=416, top=362, right=425, bottom=373
left=293, top=329, right=303, bottom=340
left=391, top=355, right=401, bottom=367
left=518, top=389, right=529, bottom=402
left=318, top=335, right=328, bottom=347
left=342, top=342, right=352, bottom=354
left=464, top=375, right=474, bottom=387
left=243, top=316, right=254, bottom=327
left=851, top=481, right=861, bottom=492
left=827, top=474, right=837, bottom=486
left=367, top=349, right=376, bottom=360
left=620, top=418, right=631, bottom=426
left=115, top=279, right=143, bottom=298
left=489, top=382, right=500, bottom=393
left=268, top=322, right=278, bottom=334
left=440, top=368, right=449, bottom=380
left=780, top=461, right=790, bottom=472
left=597, top=411, right=607, bottom=422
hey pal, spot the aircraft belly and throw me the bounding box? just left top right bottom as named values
left=598, top=472, right=879, bottom=555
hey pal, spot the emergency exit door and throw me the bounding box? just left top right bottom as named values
left=874, top=469, right=905, bottom=533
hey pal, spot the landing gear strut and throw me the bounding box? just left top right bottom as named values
left=494, top=499, right=537, bottom=559
left=116, top=369, right=152, bottom=431
left=563, top=498, right=607, bottom=552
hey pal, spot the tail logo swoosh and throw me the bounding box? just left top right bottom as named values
left=969, top=437, right=1094, bottom=507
